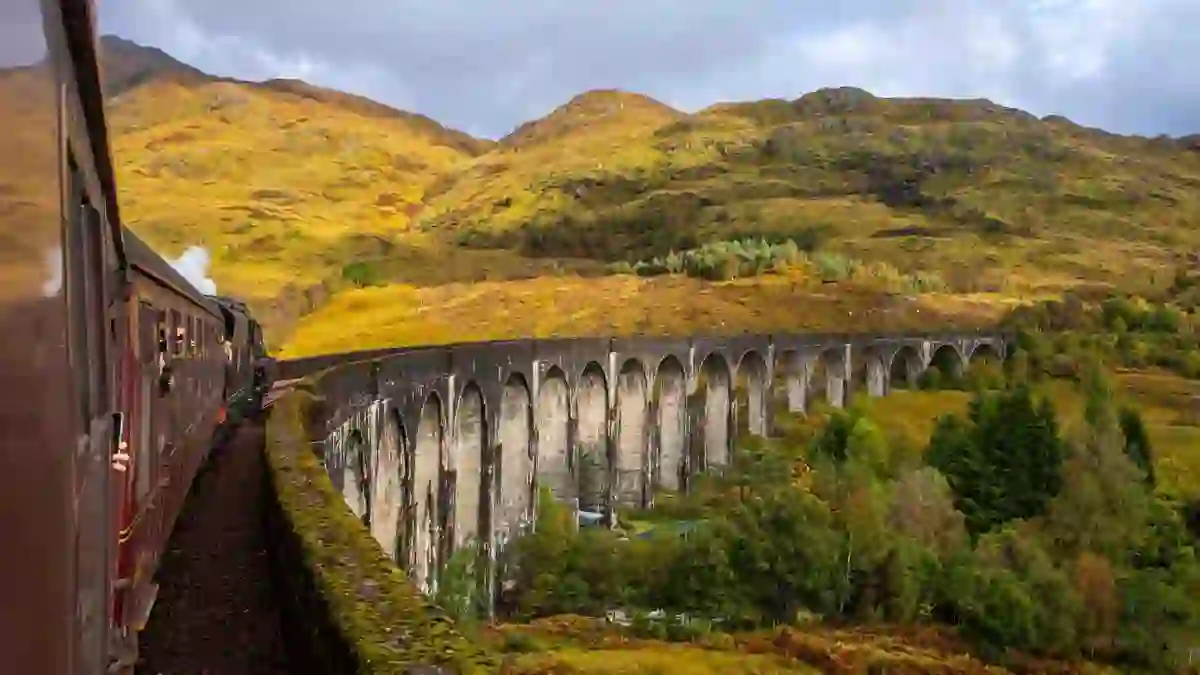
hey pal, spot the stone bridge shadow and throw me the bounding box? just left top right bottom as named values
left=283, top=330, right=1007, bottom=600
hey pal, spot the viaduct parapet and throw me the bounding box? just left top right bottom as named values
left=283, top=330, right=1006, bottom=597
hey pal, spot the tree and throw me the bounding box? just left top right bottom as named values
left=887, top=467, right=968, bottom=557
left=809, top=408, right=858, bottom=463
left=1118, top=406, right=1155, bottom=487
left=927, top=385, right=1064, bottom=537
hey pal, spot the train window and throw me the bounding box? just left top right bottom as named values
left=138, top=303, right=157, bottom=365
left=83, top=203, right=109, bottom=415
left=185, top=315, right=194, bottom=356
left=64, top=158, right=90, bottom=425
left=156, top=311, right=168, bottom=360
left=169, top=309, right=182, bottom=356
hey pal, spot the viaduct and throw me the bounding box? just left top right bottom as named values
left=279, top=330, right=1007, bottom=597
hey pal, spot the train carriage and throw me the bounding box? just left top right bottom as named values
left=0, top=2, right=272, bottom=673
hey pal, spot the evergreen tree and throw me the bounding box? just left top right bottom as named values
left=927, top=384, right=1064, bottom=537
left=1118, top=406, right=1155, bottom=487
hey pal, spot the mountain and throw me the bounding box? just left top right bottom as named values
left=424, top=85, right=1200, bottom=298
left=74, top=38, right=1200, bottom=347
left=255, top=79, right=492, bottom=156
left=96, top=38, right=577, bottom=337
left=99, top=35, right=210, bottom=96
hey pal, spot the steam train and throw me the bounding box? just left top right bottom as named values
left=1, top=1, right=271, bottom=673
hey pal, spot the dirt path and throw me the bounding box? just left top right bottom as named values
left=136, top=423, right=292, bottom=675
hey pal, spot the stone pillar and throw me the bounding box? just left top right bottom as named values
left=867, top=352, right=887, bottom=397
left=646, top=396, right=660, bottom=507
left=906, top=351, right=924, bottom=387
left=786, top=357, right=805, bottom=413
left=566, top=411, right=580, bottom=529
left=746, top=367, right=767, bottom=437
left=826, top=348, right=848, bottom=409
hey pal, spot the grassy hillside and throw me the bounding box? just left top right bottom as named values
left=106, top=76, right=481, bottom=296
left=278, top=269, right=1010, bottom=359
left=0, top=63, right=60, bottom=301
left=90, top=39, right=1200, bottom=349
left=434, top=87, right=1200, bottom=296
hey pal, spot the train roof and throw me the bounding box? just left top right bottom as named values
left=207, top=295, right=254, bottom=316
left=122, top=229, right=220, bottom=316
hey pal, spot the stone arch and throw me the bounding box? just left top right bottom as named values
left=929, top=343, right=966, bottom=380
left=734, top=350, right=769, bottom=437
left=451, top=383, right=486, bottom=551
left=692, top=352, right=732, bottom=471
left=851, top=345, right=889, bottom=399
left=969, top=341, right=1003, bottom=365
left=371, top=409, right=407, bottom=563
left=888, top=345, right=924, bottom=390
left=576, top=362, right=609, bottom=514
left=412, top=393, right=443, bottom=593
left=496, top=374, right=534, bottom=547
left=808, top=347, right=848, bottom=409
left=536, top=366, right=572, bottom=504
left=653, top=355, right=687, bottom=493
left=772, top=349, right=806, bottom=416
left=614, top=359, right=649, bottom=507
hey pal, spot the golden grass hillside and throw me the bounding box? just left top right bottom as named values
left=92, top=39, right=1200, bottom=349
left=0, top=63, right=60, bottom=300
left=277, top=270, right=1008, bottom=359
left=107, top=77, right=479, bottom=298
left=430, top=86, right=1200, bottom=301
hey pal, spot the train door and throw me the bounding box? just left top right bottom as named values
left=64, top=159, right=118, bottom=675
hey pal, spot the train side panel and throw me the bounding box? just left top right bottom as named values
left=0, top=1, right=131, bottom=673
left=113, top=271, right=226, bottom=646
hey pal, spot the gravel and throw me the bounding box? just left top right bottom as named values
left=136, top=422, right=292, bottom=675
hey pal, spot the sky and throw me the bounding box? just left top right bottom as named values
left=100, top=0, right=1199, bottom=140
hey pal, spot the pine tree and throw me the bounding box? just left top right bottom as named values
left=927, top=385, right=1064, bottom=537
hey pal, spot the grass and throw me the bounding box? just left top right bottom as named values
left=277, top=270, right=1008, bottom=359
left=504, top=645, right=816, bottom=674
left=486, top=616, right=1123, bottom=675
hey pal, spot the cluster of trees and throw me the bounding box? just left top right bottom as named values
left=1004, top=292, right=1200, bottom=381
left=607, top=237, right=949, bottom=296
left=495, top=368, right=1199, bottom=672
left=610, top=238, right=806, bottom=280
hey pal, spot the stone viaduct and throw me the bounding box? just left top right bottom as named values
left=280, top=330, right=1006, bottom=597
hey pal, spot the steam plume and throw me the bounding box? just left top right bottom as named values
left=167, top=246, right=218, bottom=295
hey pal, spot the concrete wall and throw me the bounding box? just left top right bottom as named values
left=301, top=330, right=1006, bottom=601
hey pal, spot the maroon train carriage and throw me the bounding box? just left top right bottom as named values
left=0, top=2, right=271, bottom=673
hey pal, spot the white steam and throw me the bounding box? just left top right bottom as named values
left=167, top=246, right=218, bottom=295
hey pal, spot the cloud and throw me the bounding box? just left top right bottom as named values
left=0, top=0, right=51, bottom=67
left=99, top=0, right=1200, bottom=139
left=167, top=246, right=218, bottom=295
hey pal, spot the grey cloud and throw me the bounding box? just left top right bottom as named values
left=100, top=0, right=1200, bottom=139
left=1, top=0, right=51, bottom=68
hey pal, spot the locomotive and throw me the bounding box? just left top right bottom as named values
left=1, top=2, right=271, bottom=673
